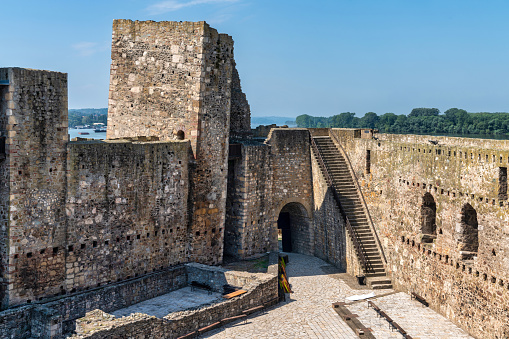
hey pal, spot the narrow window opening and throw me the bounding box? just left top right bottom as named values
left=365, top=150, right=371, bottom=174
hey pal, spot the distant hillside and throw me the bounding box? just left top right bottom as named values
left=69, top=108, right=108, bottom=127
left=69, top=108, right=108, bottom=115
left=68, top=110, right=297, bottom=129
left=251, top=116, right=296, bottom=128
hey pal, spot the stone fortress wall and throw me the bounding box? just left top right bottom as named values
left=333, top=128, right=509, bottom=338
left=0, top=19, right=507, bottom=339
left=0, top=20, right=308, bottom=338
left=107, top=20, right=234, bottom=266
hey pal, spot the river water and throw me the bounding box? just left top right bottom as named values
left=69, top=128, right=106, bottom=140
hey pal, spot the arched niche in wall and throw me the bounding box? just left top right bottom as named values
left=455, top=203, right=478, bottom=257
left=176, top=130, right=185, bottom=140
left=421, top=192, right=437, bottom=243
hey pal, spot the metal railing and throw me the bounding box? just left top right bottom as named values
left=329, top=131, right=387, bottom=264
left=310, top=135, right=371, bottom=274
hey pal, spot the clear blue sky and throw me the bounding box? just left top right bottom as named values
left=3, top=0, right=509, bottom=118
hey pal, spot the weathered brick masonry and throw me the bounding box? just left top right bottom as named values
left=333, top=128, right=509, bottom=338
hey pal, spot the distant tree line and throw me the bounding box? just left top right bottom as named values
left=69, top=108, right=107, bottom=127
left=295, top=108, right=509, bottom=137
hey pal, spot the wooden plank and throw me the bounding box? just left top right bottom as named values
left=176, top=331, right=196, bottom=339
left=242, top=305, right=264, bottom=315
left=339, top=313, right=358, bottom=321
left=197, top=321, right=221, bottom=333
left=221, top=314, right=246, bottom=323
left=223, top=289, right=247, bottom=299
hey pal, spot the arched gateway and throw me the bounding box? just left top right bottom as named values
left=277, top=202, right=313, bottom=255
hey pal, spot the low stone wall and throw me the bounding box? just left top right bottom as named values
left=73, top=269, right=278, bottom=339
left=0, top=305, right=32, bottom=338
left=0, top=266, right=187, bottom=338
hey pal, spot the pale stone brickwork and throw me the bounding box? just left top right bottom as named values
left=224, top=142, right=275, bottom=258
left=107, top=20, right=234, bottom=265
left=333, top=128, right=509, bottom=338
left=0, top=68, right=69, bottom=307
left=65, top=140, right=189, bottom=292
left=265, top=128, right=314, bottom=254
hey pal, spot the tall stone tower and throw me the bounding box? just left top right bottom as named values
left=0, top=68, right=68, bottom=307
left=107, top=20, right=236, bottom=264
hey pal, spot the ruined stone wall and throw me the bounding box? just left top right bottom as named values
left=3, top=68, right=68, bottom=306
left=224, top=142, right=274, bottom=259
left=229, top=62, right=251, bottom=139
left=310, top=151, right=347, bottom=270
left=0, top=266, right=187, bottom=338
left=73, top=270, right=277, bottom=339
left=334, top=129, right=509, bottom=338
left=66, top=140, right=189, bottom=292
left=107, top=20, right=233, bottom=265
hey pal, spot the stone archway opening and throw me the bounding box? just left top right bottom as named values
left=421, top=192, right=437, bottom=243
left=277, top=202, right=312, bottom=255
left=176, top=130, right=185, bottom=140
left=455, top=203, right=478, bottom=258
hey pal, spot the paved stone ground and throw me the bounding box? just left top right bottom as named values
left=203, top=253, right=384, bottom=339
left=112, top=287, right=221, bottom=318
left=202, top=253, right=473, bottom=339
left=347, top=292, right=473, bottom=339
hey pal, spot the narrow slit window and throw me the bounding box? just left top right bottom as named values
left=366, top=150, right=371, bottom=174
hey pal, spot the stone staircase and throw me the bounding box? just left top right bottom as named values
left=312, top=136, right=392, bottom=290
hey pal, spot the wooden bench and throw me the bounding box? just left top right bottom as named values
left=411, top=292, right=429, bottom=307
left=221, top=314, right=247, bottom=323
left=223, top=289, right=247, bottom=299
left=356, top=328, right=372, bottom=336
left=190, top=281, right=213, bottom=294
left=392, top=322, right=406, bottom=335
left=368, top=302, right=413, bottom=338
left=367, top=301, right=380, bottom=312
left=176, top=331, right=196, bottom=339
left=197, top=321, right=221, bottom=334
left=263, top=296, right=280, bottom=307
left=339, top=313, right=358, bottom=321
left=242, top=305, right=264, bottom=315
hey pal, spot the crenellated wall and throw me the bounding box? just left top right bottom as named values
left=334, top=128, right=509, bottom=338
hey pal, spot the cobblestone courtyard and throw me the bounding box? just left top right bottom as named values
left=203, top=253, right=473, bottom=339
